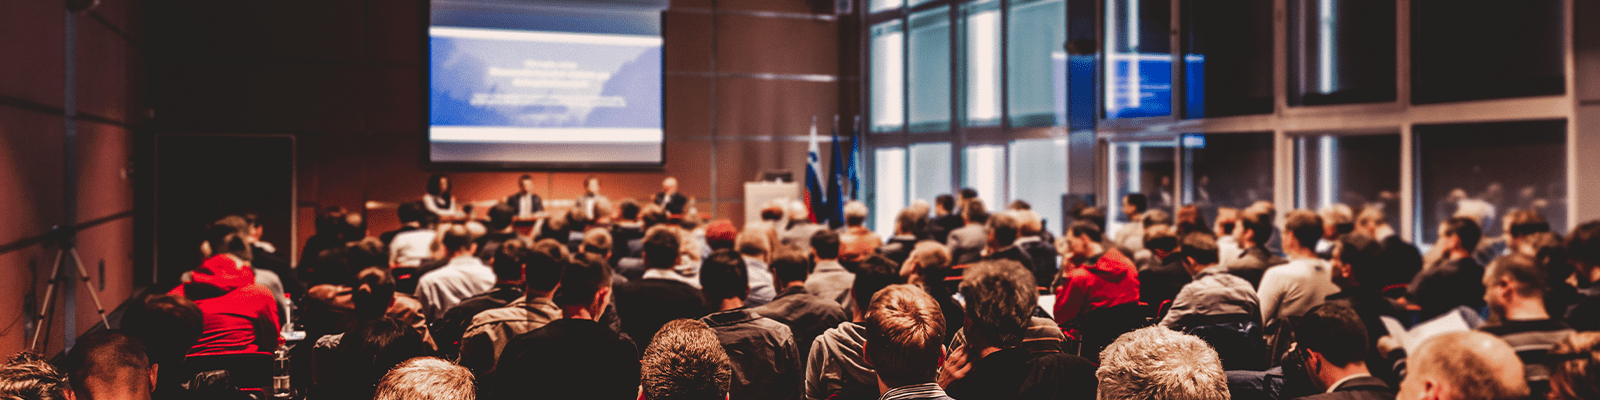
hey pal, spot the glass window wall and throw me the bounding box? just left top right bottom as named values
left=910, top=142, right=955, bottom=206
left=1010, top=138, right=1069, bottom=235
left=1180, top=0, right=1273, bottom=118
left=1181, top=133, right=1274, bottom=225
left=961, top=0, right=1003, bottom=127
left=1288, top=0, right=1396, bottom=105
left=871, top=21, right=906, bottom=133
left=1415, top=120, right=1567, bottom=246
left=964, top=145, right=1006, bottom=206
left=1103, top=0, right=1173, bottom=119
left=1295, top=134, right=1402, bottom=230
left=874, top=147, right=909, bottom=232
left=1411, top=0, right=1563, bottom=104
left=909, top=7, right=953, bottom=132
left=1109, top=140, right=1176, bottom=234
left=1007, top=0, right=1069, bottom=127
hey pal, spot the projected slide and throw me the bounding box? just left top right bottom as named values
left=430, top=26, right=663, bottom=165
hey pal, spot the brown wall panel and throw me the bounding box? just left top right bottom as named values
left=0, top=1, right=65, bottom=107
left=665, top=75, right=714, bottom=137
left=716, top=77, right=841, bottom=137
left=664, top=11, right=715, bottom=73
left=77, top=21, right=132, bottom=122
left=713, top=139, right=813, bottom=201
left=158, top=62, right=365, bottom=133
left=367, top=66, right=423, bottom=133
left=718, top=0, right=826, bottom=14
left=367, top=0, right=426, bottom=65
left=158, top=0, right=366, bottom=61
left=715, top=15, right=839, bottom=76
left=0, top=108, right=68, bottom=357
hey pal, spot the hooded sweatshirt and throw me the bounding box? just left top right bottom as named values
left=170, top=254, right=282, bottom=356
left=1053, top=248, right=1140, bottom=338
left=804, top=322, right=876, bottom=400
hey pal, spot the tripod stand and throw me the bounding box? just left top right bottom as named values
left=29, top=227, right=111, bottom=352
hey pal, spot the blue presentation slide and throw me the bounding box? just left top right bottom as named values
left=429, top=26, right=663, bottom=164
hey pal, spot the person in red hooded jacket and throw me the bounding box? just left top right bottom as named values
left=1053, top=221, right=1140, bottom=339
left=170, top=217, right=282, bottom=356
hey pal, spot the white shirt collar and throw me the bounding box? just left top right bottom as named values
left=1326, top=374, right=1372, bottom=394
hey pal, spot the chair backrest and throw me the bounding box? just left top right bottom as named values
left=184, top=352, right=275, bottom=390
left=1183, top=316, right=1267, bottom=371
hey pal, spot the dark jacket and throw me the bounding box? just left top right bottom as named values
left=927, top=214, right=964, bottom=244
left=753, top=286, right=848, bottom=363
left=491, top=318, right=638, bottom=400
left=504, top=192, right=543, bottom=216
left=615, top=278, right=707, bottom=351
left=654, top=192, right=690, bottom=215
left=943, top=347, right=1098, bottom=400
left=983, top=245, right=1036, bottom=276
left=1325, top=287, right=1405, bottom=385
left=1291, top=376, right=1395, bottom=400
left=1229, top=366, right=1319, bottom=400
left=1376, top=236, right=1423, bottom=289
left=1407, top=257, right=1486, bottom=321
left=1566, top=286, right=1600, bottom=331
left=702, top=309, right=803, bottom=400
left=946, top=225, right=988, bottom=265
left=1225, top=246, right=1288, bottom=289
left=879, top=236, right=920, bottom=266
left=1138, top=253, right=1191, bottom=307
left=1017, top=238, right=1060, bottom=290
left=805, top=322, right=875, bottom=400
left=431, top=285, right=523, bottom=357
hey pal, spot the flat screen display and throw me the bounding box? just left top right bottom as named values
left=429, top=1, right=664, bottom=166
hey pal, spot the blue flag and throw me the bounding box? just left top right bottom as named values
left=827, top=117, right=846, bottom=229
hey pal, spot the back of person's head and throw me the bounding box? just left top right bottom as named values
left=349, top=237, right=390, bottom=270
left=1284, top=209, right=1325, bottom=249
left=959, top=188, right=979, bottom=201
left=64, top=330, right=151, bottom=399
left=397, top=201, right=425, bottom=224
left=863, top=285, right=945, bottom=388
left=758, top=201, right=785, bottom=222
left=441, top=224, right=473, bottom=253
left=339, top=318, right=429, bottom=399
left=318, top=205, right=350, bottom=234
left=641, top=319, right=733, bottom=400
left=207, top=215, right=252, bottom=258
left=1180, top=232, right=1219, bottom=266
left=1548, top=331, right=1600, bottom=400
left=907, top=242, right=952, bottom=284
left=554, top=253, right=612, bottom=308
left=1486, top=253, right=1547, bottom=297
left=643, top=226, right=682, bottom=270
left=1319, top=204, right=1356, bottom=237
left=1356, top=207, right=1386, bottom=231
left=896, top=208, right=927, bottom=236
left=373, top=357, right=474, bottom=400
left=619, top=199, right=643, bottom=221
left=1014, top=210, right=1043, bottom=237
left=735, top=229, right=771, bottom=258
left=1074, top=205, right=1108, bottom=232
left=1405, top=331, right=1528, bottom=400
left=353, top=266, right=398, bottom=321
left=1176, top=205, right=1207, bottom=236
left=1505, top=209, right=1550, bottom=238
left=852, top=255, right=904, bottom=312
left=1143, top=224, right=1178, bottom=254
left=491, top=239, right=528, bottom=282
left=769, top=250, right=812, bottom=285
left=699, top=250, right=749, bottom=302
left=810, top=230, right=842, bottom=260
left=1240, top=205, right=1275, bottom=246
left=1143, top=209, right=1172, bottom=228
left=704, top=221, right=737, bottom=251
left=641, top=204, right=668, bottom=228
left=843, top=201, right=869, bottom=227
left=0, top=353, right=72, bottom=400
left=1569, top=221, right=1600, bottom=268
left=962, top=200, right=989, bottom=224
left=1068, top=221, right=1104, bottom=243
left=959, top=260, right=1036, bottom=349
left=935, top=194, right=956, bottom=213
left=120, top=294, right=203, bottom=366
left=985, top=211, right=1022, bottom=247
left=1124, top=193, right=1148, bottom=214
left=581, top=228, right=612, bottom=257
left=1293, top=304, right=1367, bottom=367
left=1335, top=233, right=1383, bottom=284
left=486, top=203, right=516, bottom=231
left=532, top=238, right=569, bottom=260
left=1096, top=327, right=1228, bottom=400
left=1443, top=216, right=1484, bottom=251
left=523, top=244, right=564, bottom=293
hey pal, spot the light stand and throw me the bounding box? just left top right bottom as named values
left=28, top=226, right=111, bottom=352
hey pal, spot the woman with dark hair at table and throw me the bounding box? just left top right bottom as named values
left=425, top=174, right=465, bottom=219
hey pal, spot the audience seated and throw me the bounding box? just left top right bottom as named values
left=805, top=230, right=856, bottom=305
left=839, top=202, right=884, bottom=261
left=1325, top=232, right=1406, bottom=385
left=1396, top=331, right=1528, bottom=400
left=1259, top=210, right=1341, bottom=359
left=1053, top=221, right=1140, bottom=338
left=698, top=249, right=802, bottom=400
left=1408, top=217, right=1486, bottom=321
left=640, top=319, right=735, bottom=400
left=1109, top=194, right=1150, bottom=256
left=1138, top=224, right=1190, bottom=307
left=879, top=208, right=925, bottom=266
left=946, top=199, right=990, bottom=265
left=902, top=242, right=963, bottom=345
left=63, top=330, right=157, bottom=400
left=1564, top=221, right=1600, bottom=331
left=416, top=225, right=497, bottom=320
left=806, top=254, right=904, bottom=400
left=1353, top=209, right=1423, bottom=291
left=331, top=318, right=430, bottom=400
left=944, top=259, right=1097, bottom=400
left=1097, top=326, right=1230, bottom=400
left=980, top=211, right=1035, bottom=273
left=432, top=239, right=543, bottom=358
left=1315, top=204, right=1355, bottom=260
left=615, top=226, right=709, bottom=352
left=476, top=203, right=526, bottom=262
left=494, top=253, right=639, bottom=400
left=863, top=285, right=951, bottom=400
left=612, top=200, right=647, bottom=261
left=0, top=352, right=73, bottom=400
left=754, top=251, right=848, bottom=365
left=388, top=212, right=439, bottom=272
left=1545, top=331, right=1599, bottom=400
left=457, top=241, right=564, bottom=375
left=1160, top=232, right=1265, bottom=371
left=926, top=195, right=963, bottom=245
left=1476, top=253, right=1575, bottom=397
left=373, top=357, right=475, bottom=400
left=170, top=219, right=281, bottom=356
left=1011, top=210, right=1060, bottom=290
left=736, top=228, right=779, bottom=307
left=1290, top=304, right=1394, bottom=400
left=1225, top=203, right=1288, bottom=288
left=119, top=294, right=204, bottom=397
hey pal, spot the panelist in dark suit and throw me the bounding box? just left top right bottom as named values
left=654, top=176, right=689, bottom=216
left=505, top=174, right=545, bottom=218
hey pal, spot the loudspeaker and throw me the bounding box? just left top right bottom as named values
left=66, top=0, right=99, bottom=13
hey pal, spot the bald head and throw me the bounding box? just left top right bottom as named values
left=1399, top=331, right=1528, bottom=400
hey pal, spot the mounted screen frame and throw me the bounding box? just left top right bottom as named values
left=425, top=0, right=668, bottom=170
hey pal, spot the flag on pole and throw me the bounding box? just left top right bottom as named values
left=827, top=116, right=847, bottom=229
left=804, top=117, right=828, bottom=224
left=845, top=115, right=861, bottom=203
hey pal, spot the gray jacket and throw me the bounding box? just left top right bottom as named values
left=805, top=322, right=876, bottom=400
left=1160, top=265, right=1262, bottom=330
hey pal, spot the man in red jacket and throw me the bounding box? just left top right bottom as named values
left=170, top=219, right=282, bottom=356
left=1054, top=221, right=1141, bottom=339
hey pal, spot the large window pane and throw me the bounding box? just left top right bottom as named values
left=1411, top=1, right=1563, bottom=104
left=871, top=0, right=903, bottom=13
left=910, top=142, right=954, bottom=205
left=1181, top=0, right=1273, bottom=118
left=964, top=145, right=1006, bottom=206
left=1289, top=0, right=1396, bottom=105
left=1182, top=133, right=1273, bottom=225
left=961, top=0, right=1002, bottom=127
left=1416, top=120, right=1566, bottom=246
left=874, top=148, right=908, bottom=232
left=1104, top=0, right=1172, bottom=119
left=1109, top=140, right=1176, bottom=234
left=1007, top=0, right=1069, bottom=127
left=1295, top=134, right=1401, bottom=230
left=1011, top=139, right=1068, bottom=234
left=909, top=7, right=952, bottom=132
left=872, top=21, right=906, bottom=132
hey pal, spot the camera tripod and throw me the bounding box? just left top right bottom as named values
left=28, top=227, right=111, bottom=352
